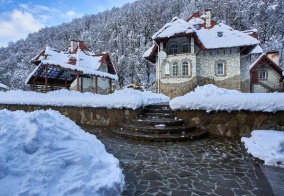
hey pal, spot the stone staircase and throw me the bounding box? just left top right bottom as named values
left=111, top=103, right=208, bottom=142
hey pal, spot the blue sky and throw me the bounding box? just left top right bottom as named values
left=0, top=0, right=137, bottom=47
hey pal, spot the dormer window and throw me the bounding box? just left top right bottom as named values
left=169, top=43, right=178, bottom=54
left=182, top=43, right=190, bottom=53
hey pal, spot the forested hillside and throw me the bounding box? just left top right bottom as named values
left=0, top=0, right=283, bottom=90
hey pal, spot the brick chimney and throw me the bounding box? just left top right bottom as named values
left=267, top=51, right=280, bottom=66
left=205, top=9, right=212, bottom=28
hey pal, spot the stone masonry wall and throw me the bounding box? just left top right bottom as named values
left=159, top=76, right=197, bottom=98
left=0, top=104, right=139, bottom=126
left=2, top=104, right=283, bottom=138
left=197, top=48, right=240, bottom=83
left=176, top=110, right=284, bottom=138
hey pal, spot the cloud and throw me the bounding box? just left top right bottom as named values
left=60, top=10, right=83, bottom=20
left=0, top=9, right=44, bottom=46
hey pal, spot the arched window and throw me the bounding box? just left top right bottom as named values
left=182, top=62, right=189, bottom=76
left=163, top=63, right=170, bottom=76
left=172, top=62, right=179, bottom=76
left=169, top=43, right=178, bottom=54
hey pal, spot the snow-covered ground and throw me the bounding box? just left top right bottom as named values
left=0, top=109, right=124, bottom=195
left=170, top=84, right=284, bottom=112
left=242, top=130, right=284, bottom=167
left=0, top=88, right=170, bottom=109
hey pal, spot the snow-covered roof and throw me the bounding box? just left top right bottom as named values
left=249, top=45, right=263, bottom=54
left=143, top=45, right=156, bottom=58
left=195, top=23, right=259, bottom=49
left=152, top=17, right=201, bottom=40
left=0, top=82, right=8, bottom=90
left=27, top=41, right=118, bottom=85
left=146, top=11, right=260, bottom=59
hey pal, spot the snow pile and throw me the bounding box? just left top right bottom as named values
left=170, top=84, right=284, bottom=112
left=0, top=88, right=170, bottom=109
left=0, top=109, right=124, bottom=195
left=241, top=130, right=284, bottom=167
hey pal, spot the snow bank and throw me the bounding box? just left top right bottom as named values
left=0, top=88, right=170, bottom=109
left=241, top=130, right=284, bottom=167
left=0, top=109, right=124, bottom=195
left=170, top=84, right=284, bottom=112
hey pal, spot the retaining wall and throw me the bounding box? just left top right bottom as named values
left=1, top=104, right=283, bottom=137
left=0, top=104, right=139, bottom=126
left=176, top=110, right=284, bottom=137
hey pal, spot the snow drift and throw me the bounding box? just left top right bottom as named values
left=0, top=88, right=170, bottom=109
left=242, top=130, right=284, bottom=167
left=170, top=84, right=284, bottom=112
left=0, top=109, right=124, bottom=195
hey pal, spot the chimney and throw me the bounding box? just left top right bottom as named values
left=267, top=51, right=280, bottom=66
left=205, top=9, right=212, bottom=28
left=70, top=40, right=78, bottom=52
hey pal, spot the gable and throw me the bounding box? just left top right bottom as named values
left=250, top=53, right=283, bottom=75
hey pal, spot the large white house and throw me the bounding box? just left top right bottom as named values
left=144, top=9, right=283, bottom=98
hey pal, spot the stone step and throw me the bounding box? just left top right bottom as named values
left=111, top=128, right=208, bottom=142
left=121, top=124, right=196, bottom=134
left=143, top=112, right=176, bottom=119
left=143, top=107, right=174, bottom=114
left=144, top=103, right=170, bottom=109
left=131, top=118, right=184, bottom=126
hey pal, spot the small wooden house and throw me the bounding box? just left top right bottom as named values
left=26, top=40, right=118, bottom=94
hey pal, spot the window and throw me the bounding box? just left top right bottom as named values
left=182, top=43, right=189, bottom=53
left=182, top=62, right=189, bottom=76
left=216, top=62, right=224, bottom=75
left=163, top=63, right=170, bottom=76
left=100, top=64, right=108, bottom=72
left=169, top=43, right=178, bottom=54
left=172, top=62, right=179, bottom=76
left=259, top=71, right=267, bottom=79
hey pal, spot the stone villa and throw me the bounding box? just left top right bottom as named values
left=144, top=9, right=283, bottom=98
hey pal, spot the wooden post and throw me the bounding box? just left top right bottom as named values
left=65, top=78, right=67, bottom=89
left=95, top=76, right=98, bottom=93
left=45, top=65, right=48, bottom=93
left=76, top=73, right=79, bottom=91
left=81, top=77, right=83, bottom=92
left=109, top=79, right=112, bottom=94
